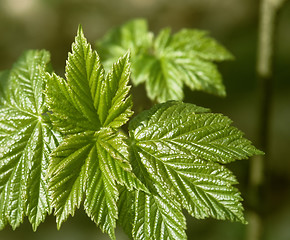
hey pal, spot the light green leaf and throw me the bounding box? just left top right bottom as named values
left=5, top=50, right=50, bottom=113
left=117, top=187, right=134, bottom=239
left=98, top=52, right=133, bottom=129
left=130, top=101, right=261, bottom=164
left=48, top=128, right=141, bottom=239
left=146, top=56, right=184, bottom=102
left=119, top=139, right=187, bottom=240
left=132, top=189, right=187, bottom=240
left=45, top=26, right=133, bottom=133
left=48, top=133, right=94, bottom=228
left=0, top=50, right=61, bottom=231
left=170, top=29, right=234, bottom=61
left=129, top=101, right=263, bottom=226
left=97, top=18, right=233, bottom=102
left=45, top=73, right=96, bottom=135
left=46, top=26, right=143, bottom=239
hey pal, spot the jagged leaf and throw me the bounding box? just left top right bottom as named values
left=116, top=139, right=187, bottom=240
left=0, top=50, right=61, bottom=231
left=45, top=26, right=133, bottom=134
left=48, top=130, right=118, bottom=238
left=117, top=187, right=134, bottom=239
left=46, top=26, right=144, bottom=239
left=129, top=101, right=263, bottom=229
left=132, top=188, right=187, bottom=240
left=117, top=162, right=187, bottom=240
left=170, top=29, right=234, bottom=61
left=97, top=18, right=233, bottom=102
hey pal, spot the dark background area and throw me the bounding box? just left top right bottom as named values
left=0, top=0, right=289, bottom=239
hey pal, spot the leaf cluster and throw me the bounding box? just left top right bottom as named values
left=96, top=19, right=234, bottom=102
left=0, top=24, right=262, bottom=240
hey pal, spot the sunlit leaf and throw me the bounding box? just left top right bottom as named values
left=45, top=26, right=143, bottom=239
left=132, top=189, right=187, bottom=240
left=129, top=101, right=263, bottom=232
left=0, top=23, right=264, bottom=240
left=0, top=50, right=61, bottom=231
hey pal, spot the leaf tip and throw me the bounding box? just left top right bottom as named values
left=32, top=223, right=38, bottom=232
left=77, top=24, right=84, bottom=36
left=124, top=50, right=131, bottom=61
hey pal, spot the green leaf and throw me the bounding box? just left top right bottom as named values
left=46, top=26, right=144, bottom=239
left=129, top=101, right=263, bottom=227
left=0, top=50, right=61, bottom=231
left=48, top=133, right=94, bottom=228
left=98, top=52, right=133, bottom=129
left=118, top=136, right=187, bottom=240
left=97, top=19, right=233, bottom=102
left=170, top=29, right=234, bottom=61
left=117, top=187, right=134, bottom=239
left=130, top=101, right=261, bottom=164
left=132, top=189, right=187, bottom=240
left=117, top=175, right=187, bottom=240
left=48, top=128, right=141, bottom=239
left=45, top=26, right=133, bottom=134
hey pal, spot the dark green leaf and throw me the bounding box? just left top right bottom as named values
left=125, top=135, right=187, bottom=240
left=130, top=101, right=261, bottom=164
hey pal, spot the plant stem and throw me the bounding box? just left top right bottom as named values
left=247, top=0, right=287, bottom=239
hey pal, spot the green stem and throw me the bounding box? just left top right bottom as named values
left=247, top=0, right=287, bottom=239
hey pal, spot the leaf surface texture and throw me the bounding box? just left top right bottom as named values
left=0, top=50, right=60, bottom=230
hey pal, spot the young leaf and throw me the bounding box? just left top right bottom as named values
left=170, top=29, right=234, bottom=61
left=96, top=18, right=153, bottom=69
left=46, top=26, right=133, bottom=134
left=45, top=26, right=144, bottom=239
left=97, top=18, right=233, bottom=102
left=0, top=50, right=61, bottom=231
left=129, top=101, right=263, bottom=228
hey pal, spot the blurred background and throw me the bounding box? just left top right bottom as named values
left=0, top=0, right=289, bottom=239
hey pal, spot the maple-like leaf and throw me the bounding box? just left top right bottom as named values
left=0, top=50, right=60, bottom=231
left=45, top=26, right=145, bottom=239
left=97, top=19, right=233, bottom=102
